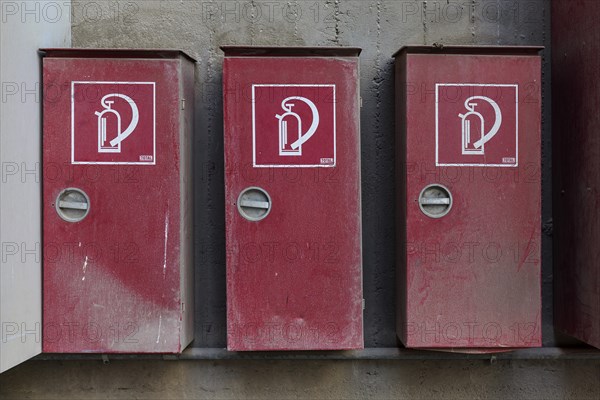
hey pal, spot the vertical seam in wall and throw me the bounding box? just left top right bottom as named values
left=293, top=2, right=299, bottom=41
left=70, top=2, right=74, bottom=46
left=249, top=0, right=256, bottom=45
left=335, top=0, right=341, bottom=44
left=497, top=1, right=501, bottom=45
left=375, top=0, right=382, bottom=141
left=325, top=0, right=333, bottom=45
left=514, top=0, right=519, bottom=43
left=471, top=0, right=476, bottom=42
left=422, top=1, right=427, bottom=44
left=325, top=0, right=341, bottom=45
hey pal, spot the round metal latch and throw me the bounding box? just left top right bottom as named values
left=55, top=188, right=90, bottom=223
left=237, top=187, right=272, bottom=222
left=419, top=184, right=453, bottom=219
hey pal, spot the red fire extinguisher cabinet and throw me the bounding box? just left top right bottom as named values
left=222, top=46, right=364, bottom=351
left=42, top=49, right=195, bottom=353
left=394, top=46, right=543, bottom=350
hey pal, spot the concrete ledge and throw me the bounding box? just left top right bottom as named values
left=35, top=347, right=600, bottom=362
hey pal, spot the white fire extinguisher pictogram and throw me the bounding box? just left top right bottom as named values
left=458, top=95, right=502, bottom=156
left=95, top=93, right=139, bottom=153
left=276, top=96, right=320, bottom=156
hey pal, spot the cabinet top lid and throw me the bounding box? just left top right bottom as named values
left=393, top=45, right=544, bottom=58
left=220, top=46, right=362, bottom=57
left=39, top=48, right=197, bottom=62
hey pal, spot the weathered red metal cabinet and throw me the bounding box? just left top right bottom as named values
left=553, top=0, right=600, bottom=349
left=394, top=46, right=543, bottom=350
left=222, top=46, right=363, bottom=351
left=42, top=49, right=195, bottom=353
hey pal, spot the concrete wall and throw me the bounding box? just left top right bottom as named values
left=1, top=0, right=599, bottom=398
left=0, top=0, right=71, bottom=373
